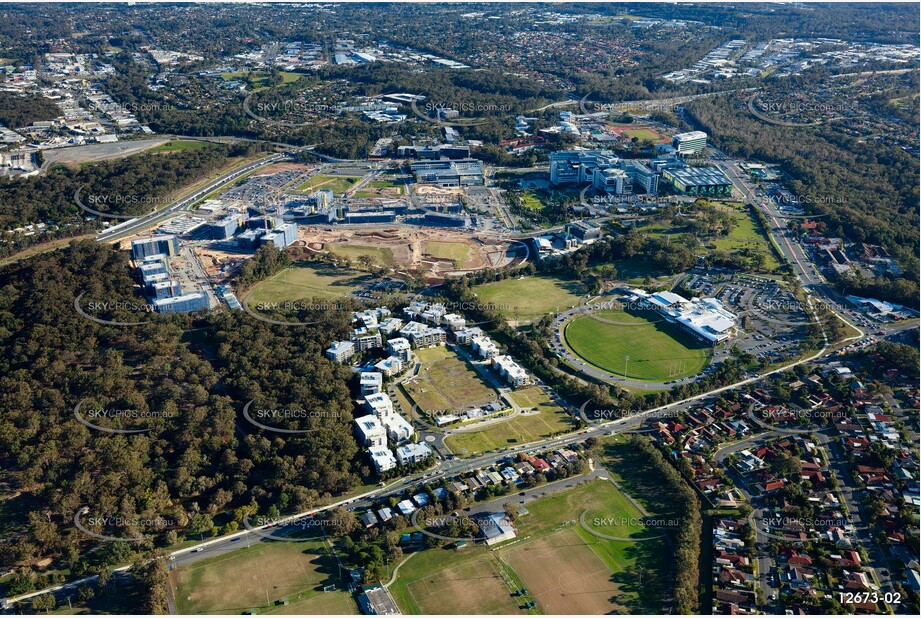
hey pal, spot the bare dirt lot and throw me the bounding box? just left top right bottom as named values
left=502, top=528, right=620, bottom=615
left=41, top=138, right=170, bottom=168
left=297, top=226, right=517, bottom=281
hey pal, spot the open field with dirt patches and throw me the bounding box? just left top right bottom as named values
left=297, top=227, right=516, bottom=280
left=170, top=536, right=356, bottom=615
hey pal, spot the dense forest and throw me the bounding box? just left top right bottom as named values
left=0, top=141, right=264, bottom=257
left=0, top=92, right=61, bottom=129
left=0, top=241, right=364, bottom=590
left=685, top=93, right=919, bottom=305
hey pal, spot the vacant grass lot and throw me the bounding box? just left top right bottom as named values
left=149, top=140, right=212, bottom=153
left=444, top=387, right=575, bottom=455
left=423, top=241, right=471, bottom=265
left=248, top=261, right=370, bottom=303
left=497, top=479, right=670, bottom=614
left=326, top=243, right=395, bottom=267
left=564, top=308, right=710, bottom=381
left=295, top=174, right=362, bottom=195
left=475, top=276, right=587, bottom=323
left=402, top=346, right=497, bottom=414
left=353, top=178, right=404, bottom=197
left=170, top=537, right=356, bottom=615
left=707, top=205, right=781, bottom=271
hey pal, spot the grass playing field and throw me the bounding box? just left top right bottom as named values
left=390, top=548, right=527, bottom=614
left=564, top=308, right=710, bottom=381
left=474, top=276, right=587, bottom=323
left=248, top=261, right=371, bottom=303
left=423, top=241, right=471, bottom=265
left=401, top=346, right=497, bottom=414
left=326, top=243, right=396, bottom=267
left=443, top=387, right=576, bottom=456
left=495, top=478, right=670, bottom=614
left=295, top=174, right=362, bottom=195
left=170, top=536, right=356, bottom=615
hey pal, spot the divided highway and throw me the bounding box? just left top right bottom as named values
left=96, top=152, right=288, bottom=243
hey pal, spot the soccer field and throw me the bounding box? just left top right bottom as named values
left=170, top=537, right=356, bottom=615
left=474, top=276, right=587, bottom=323
left=564, top=308, right=710, bottom=381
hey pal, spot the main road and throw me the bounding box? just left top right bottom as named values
left=95, top=152, right=290, bottom=243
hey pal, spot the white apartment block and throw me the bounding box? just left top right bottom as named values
left=326, top=340, right=355, bottom=363
left=351, top=330, right=383, bottom=351
left=354, top=414, right=387, bottom=448
left=493, top=355, right=530, bottom=387
left=441, top=313, right=466, bottom=331
left=360, top=371, right=383, bottom=396
left=369, top=447, right=397, bottom=473
left=472, top=334, right=500, bottom=359
left=400, top=321, right=447, bottom=348
left=396, top=442, right=433, bottom=465
left=364, top=392, right=394, bottom=417
left=387, top=337, right=413, bottom=362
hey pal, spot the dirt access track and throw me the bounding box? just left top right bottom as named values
left=297, top=226, right=520, bottom=282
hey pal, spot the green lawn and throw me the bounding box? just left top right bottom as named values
left=708, top=204, right=781, bottom=271
left=564, top=308, right=711, bottom=381
left=248, top=261, right=370, bottom=303
left=444, top=387, right=575, bottom=455
left=326, top=243, right=395, bottom=267
left=353, top=178, right=404, bottom=197
left=424, top=241, right=471, bottom=265
left=170, top=536, right=356, bottom=615
left=474, top=276, right=587, bottom=323
left=389, top=546, right=526, bottom=614
left=220, top=70, right=303, bottom=88
left=390, top=478, right=668, bottom=615
left=150, top=140, right=212, bottom=153
left=497, top=479, right=671, bottom=614
left=619, top=127, right=666, bottom=143
left=295, top=174, right=361, bottom=195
